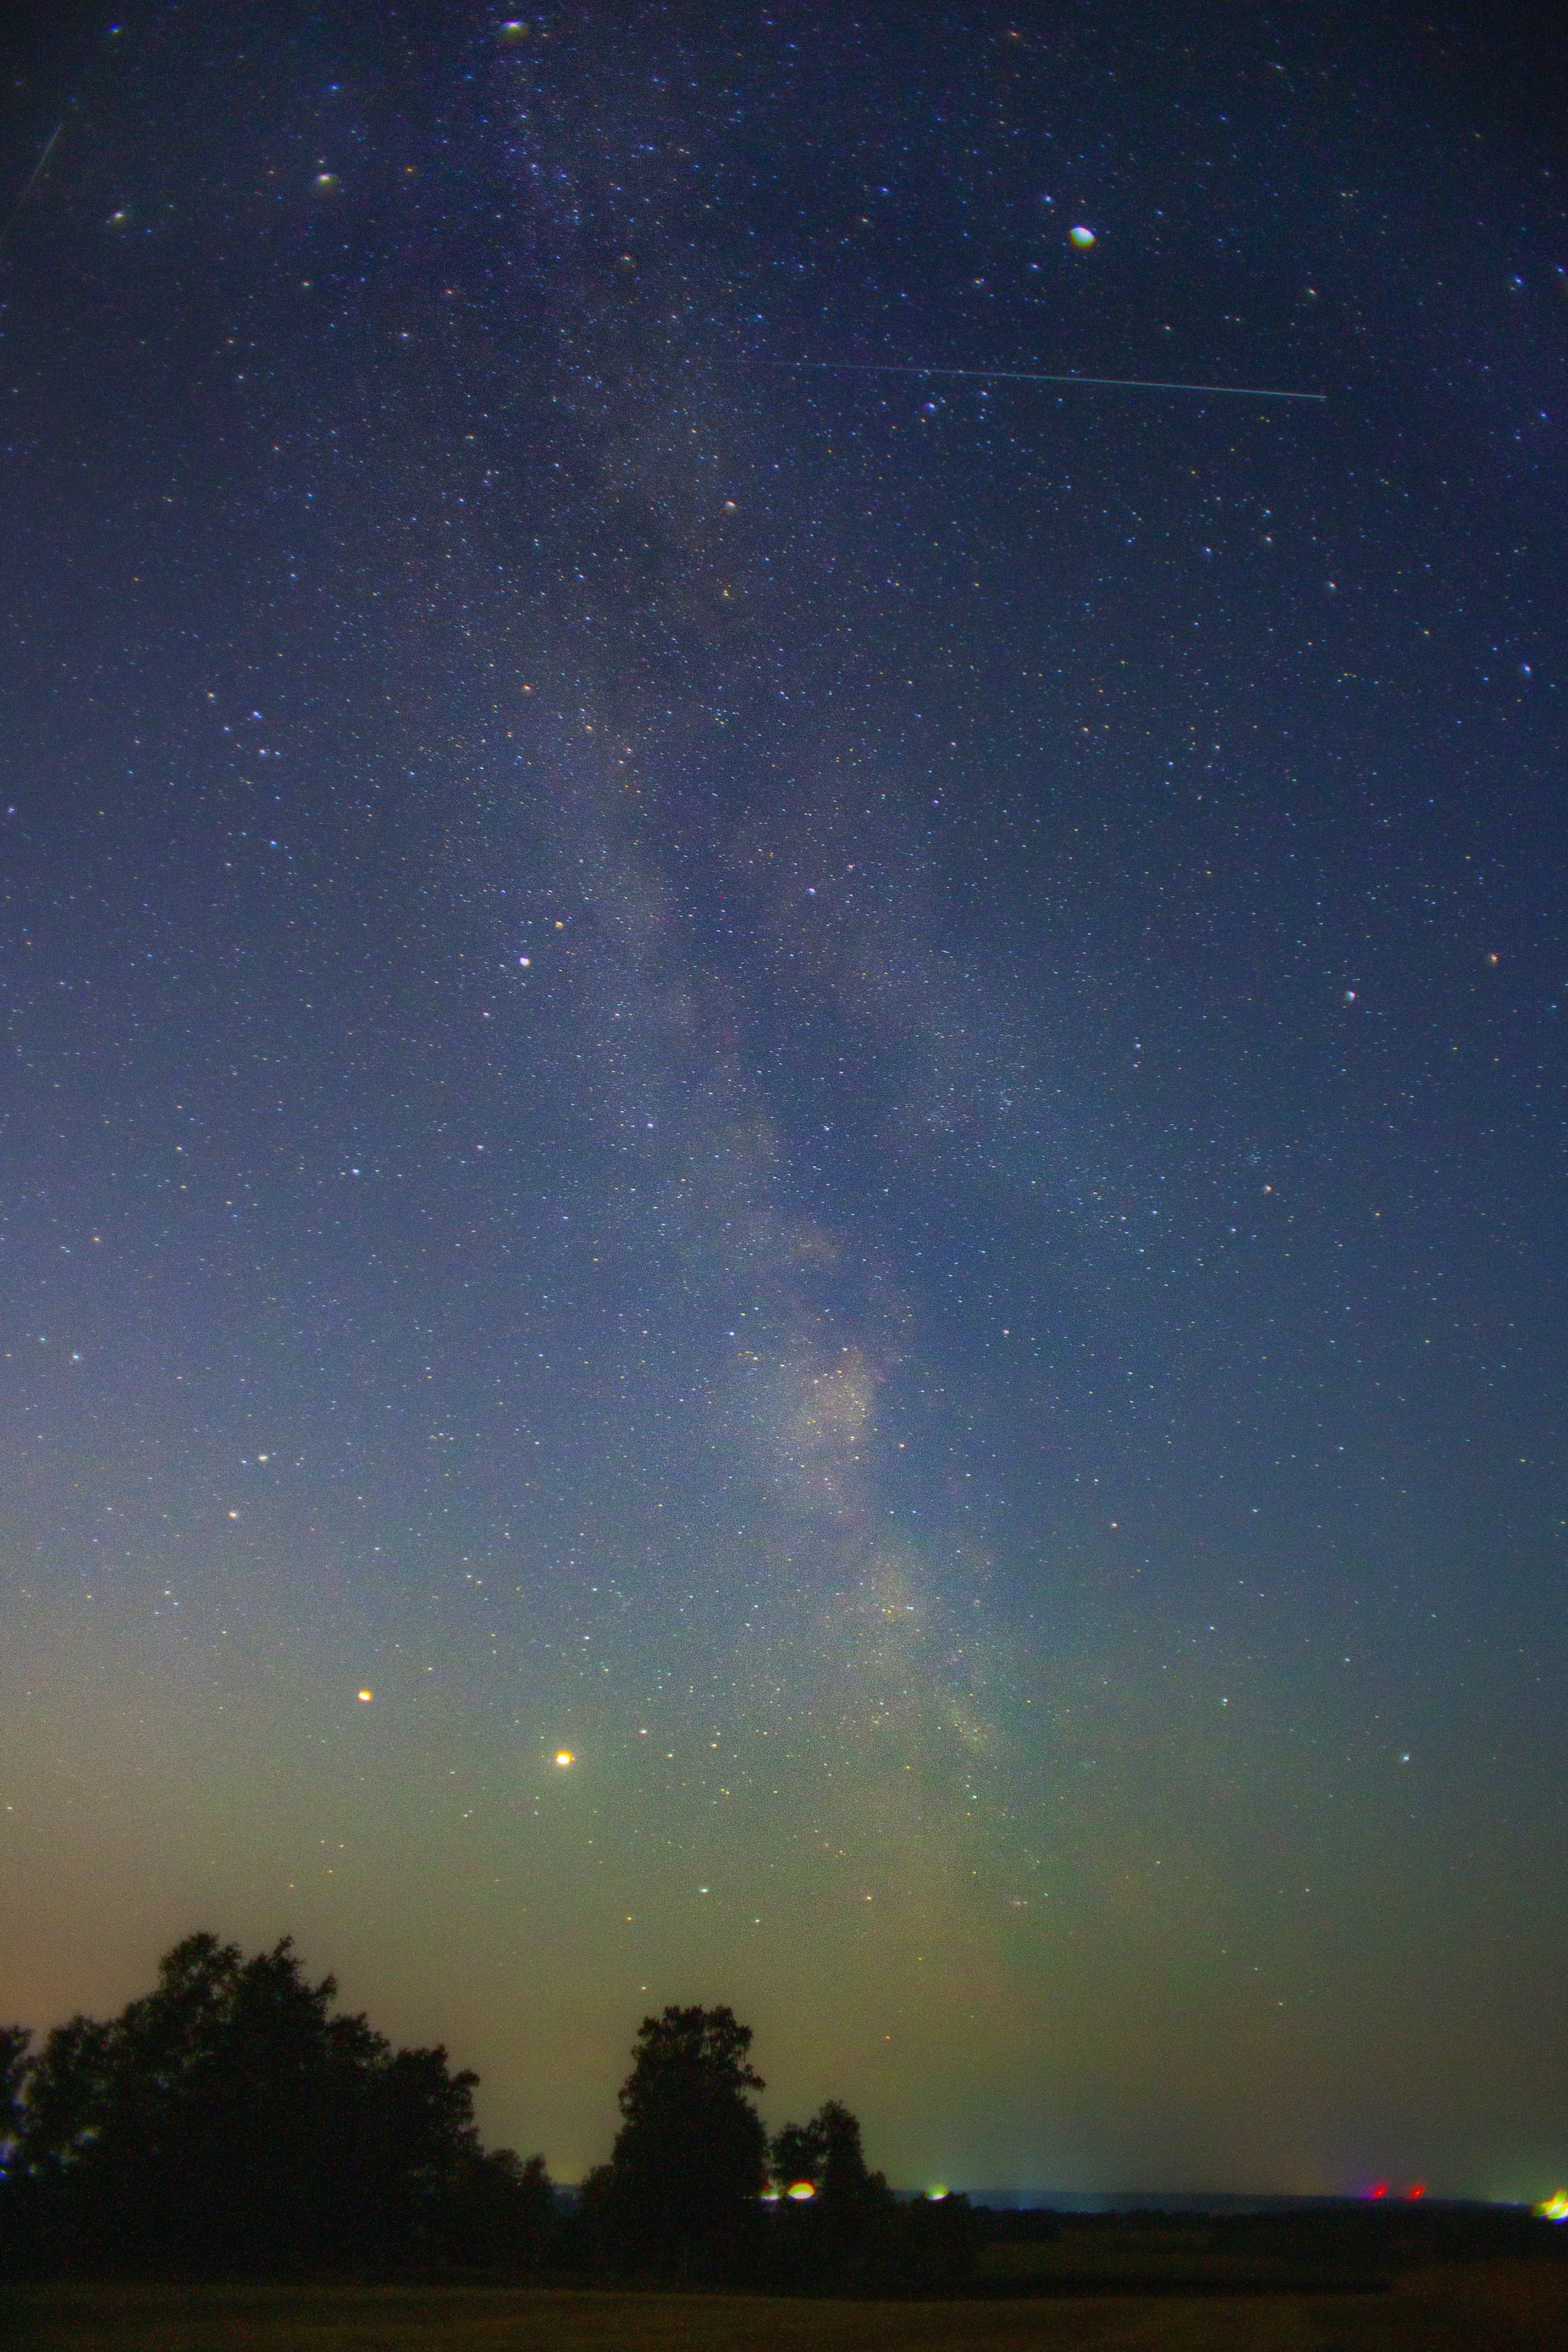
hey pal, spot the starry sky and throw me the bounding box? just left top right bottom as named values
left=2, top=2, right=1565, bottom=2201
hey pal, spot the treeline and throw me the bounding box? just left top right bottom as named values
left=577, top=2001, right=975, bottom=2289
left=0, top=1933, right=550, bottom=2277
left=0, top=1933, right=971, bottom=2288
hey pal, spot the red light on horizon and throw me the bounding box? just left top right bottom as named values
left=1408, top=2182, right=1426, bottom=2200
left=1369, top=2180, right=1388, bottom=2200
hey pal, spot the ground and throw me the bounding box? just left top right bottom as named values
left=3, top=2269, right=1566, bottom=2352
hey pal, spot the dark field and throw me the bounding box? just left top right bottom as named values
left=5, top=2264, right=1566, bottom=2352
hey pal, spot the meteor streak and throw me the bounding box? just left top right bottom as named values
left=768, top=359, right=1326, bottom=403
left=0, top=122, right=64, bottom=255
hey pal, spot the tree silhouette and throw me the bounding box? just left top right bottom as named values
left=770, top=2115, right=826, bottom=2194
left=593, top=2004, right=767, bottom=2278
left=0, top=2025, right=30, bottom=2165
left=0, top=1932, right=550, bottom=2277
left=813, top=2099, right=883, bottom=2213
left=768, top=2100, right=894, bottom=2284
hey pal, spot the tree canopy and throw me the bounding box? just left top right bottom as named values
left=585, top=2004, right=768, bottom=2276
left=773, top=2099, right=882, bottom=2210
left=2, top=1945, right=972, bottom=2291
left=0, top=1932, right=550, bottom=2277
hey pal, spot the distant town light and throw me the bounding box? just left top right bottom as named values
left=1538, top=2190, right=1568, bottom=2222
left=786, top=2180, right=816, bottom=2201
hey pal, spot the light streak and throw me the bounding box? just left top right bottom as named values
left=766, top=359, right=1327, bottom=403
left=0, top=122, right=64, bottom=255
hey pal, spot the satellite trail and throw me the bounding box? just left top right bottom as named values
left=0, top=122, right=64, bottom=254
left=770, top=360, right=1326, bottom=403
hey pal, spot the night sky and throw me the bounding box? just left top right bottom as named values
left=2, top=2, right=1565, bottom=2201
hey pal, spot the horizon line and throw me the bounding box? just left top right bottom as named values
left=546, top=2181, right=1527, bottom=2208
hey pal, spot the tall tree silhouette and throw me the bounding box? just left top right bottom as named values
left=590, top=2004, right=767, bottom=2277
